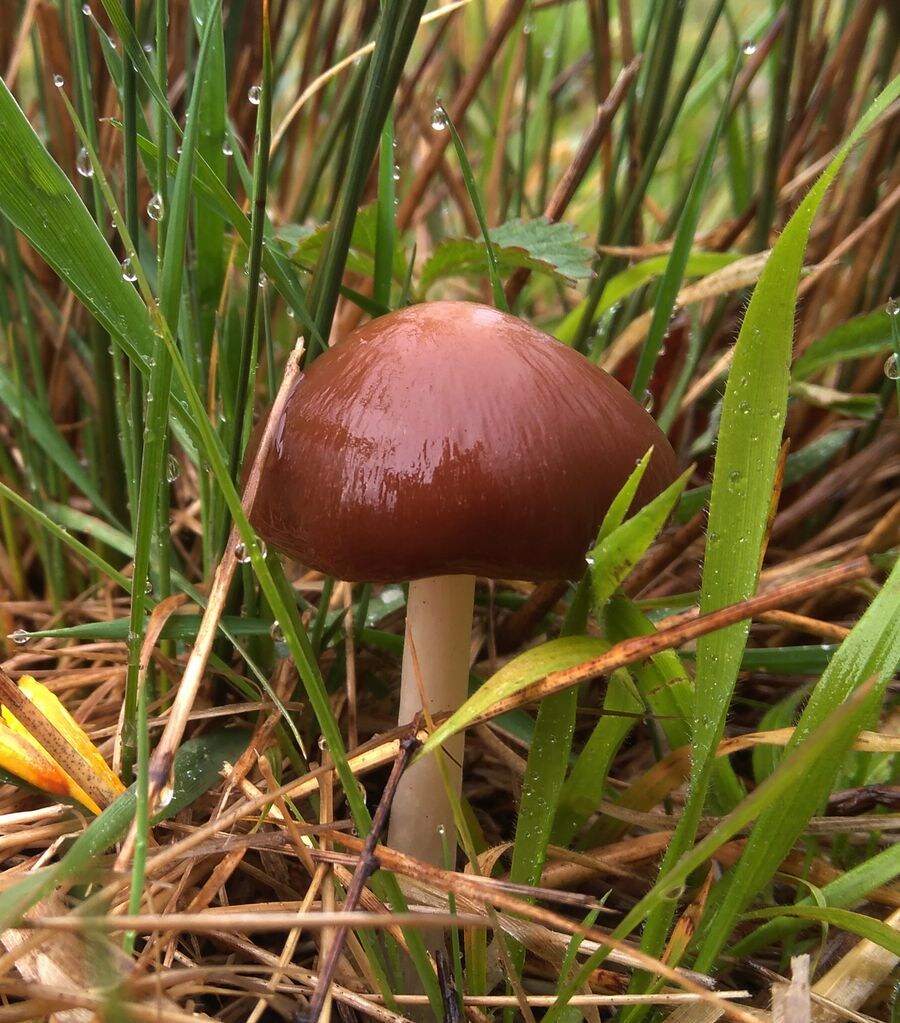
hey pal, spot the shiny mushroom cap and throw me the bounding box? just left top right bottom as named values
left=250, top=301, right=679, bottom=582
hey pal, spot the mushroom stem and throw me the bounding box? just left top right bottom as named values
left=387, top=574, right=475, bottom=869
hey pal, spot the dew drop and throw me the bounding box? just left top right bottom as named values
left=81, top=3, right=91, bottom=13
left=235, top=541, right=251, bottom=563
left=392, top=163, right=401, bottom=181
left=286, top=305, right=295, bottom=318
left=523, top=17, right=535, bottom=34
left=76, top=146, right=93, bottom=178
left=146, top=192, right=164, bottom=221
left=166, top=454, right=180, bottom=482
left=884, top=353, right=900, bottom=380
left=585, top=554, right=595, bottom=568
left=737, top=399, right=751, bottom=413
left=742, top=40, right=758, bottom=55
left=258, top=271, right=268, bottom=288
left=158, top=781, right=175, bottom=808
left=121, top=257, right=137, bottom=282
left=10, top=628, right=30, bottom=646
left=222, top=137, right=233, bottom=157
left=52, top=73, right=64, bottom=88
left=318, top=734, right=329, bottom=752
left=887, top=297, right=898, bottom=317
left=144, top=579, right=153, bottom=594
left=269, top=620, right=284, bottom=643
left=430, top=106, right=448, bottom=131
left=641, top=389, right=654, bottom=413
left=436, top=824, right=446, bottom=836
left=248, top=84, right=262, bottom=105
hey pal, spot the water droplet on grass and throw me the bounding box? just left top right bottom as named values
left=884, top=353, right=899, bottom=380
left=641, top=390, right=654, bottom=412
left=10, top=628, right=30, bottom=645
left=121, top=257, right=137, bottom=282
left=147, top=192, right=164, bottom=220
left=742, top=40, right=758, bottom=55
left=53, top=74, right=64, bottom=88
left=248, top=84, right=262, bottom=105
left=166, top=454, right=180, bottom=481
left=222, top=137, right=233, bottom=156
left=430, top=106, right=448, bottom=131
left=76, top=146, right=93, bottom=177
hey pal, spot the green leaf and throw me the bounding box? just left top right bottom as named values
left=588, top=468, right=691, bottom=615
left=740, top=906, right=900, bottom=956
left=791, top=380, right=881, bottom=419
left=793, top=307, right=896, bottom=380
left=419, top=636, right=608, bottom=758
left=419, top=218, right=593, bottom=294
left=0, top=730, right=249, bottom=929
left=279, top=204, right=407, bottom=285
left=0, top=79, right=156, bottom=371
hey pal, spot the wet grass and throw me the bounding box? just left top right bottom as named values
left=0, top=2, right=898, bottom=1021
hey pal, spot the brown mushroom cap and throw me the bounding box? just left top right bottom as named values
left=250, top=302, right=679, bottom=582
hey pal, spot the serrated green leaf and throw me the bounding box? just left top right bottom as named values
left=280, top=204, right=407, bottom=283
left=419, top=218, right=592, bottom=294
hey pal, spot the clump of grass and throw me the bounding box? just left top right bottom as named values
left=0, top=2, right=898, bottom=1021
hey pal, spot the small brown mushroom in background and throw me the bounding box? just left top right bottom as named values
left=250, top=301, right=678, bottom=871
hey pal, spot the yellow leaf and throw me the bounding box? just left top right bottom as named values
left=1, top=676, right=125, bottom=814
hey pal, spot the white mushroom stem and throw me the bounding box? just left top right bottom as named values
left=386, top=574, right=475, bottom=870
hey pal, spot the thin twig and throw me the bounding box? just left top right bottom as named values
left=299, top=732, right=421, bottom=1023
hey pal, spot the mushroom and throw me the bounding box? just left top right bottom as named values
left=250, top=301, right=677, bottom=869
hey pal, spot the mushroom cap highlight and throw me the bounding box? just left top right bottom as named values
left=251, top=301, right=679, bottom=582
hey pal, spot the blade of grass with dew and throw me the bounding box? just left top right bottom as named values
left=439, top=101, right=509, bottom=312
left=225, top=2, right=271, bottom=493
left=693, top=553, right=900, bottom=970
left=120, top=5, right=222, bottom=780
left=540, top=678, right=880, bottom=1023
left=306, top=0, right=428, bottom=349
left=630, top=56, right=739, bottom=401
left=633, top=73, right=900, bottom=975
left=0, top=730, right=250, bottom=930
left=129, top=130, right=317, bottom=342
left=373, top=111, right=396, bottom=309
left=190, top=0, right=227, bottom=358
left=0, top=80, right=158, bottom=376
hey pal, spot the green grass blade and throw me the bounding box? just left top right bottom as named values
left=637, top=73, right=900, bottom=966
left=741, top=906, right=900, bottom=956
left=694, top=554, right=900, bottom=968
left=439, top=102, right=509, bottom=312
left=630, top=58, right=739, bottom=400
